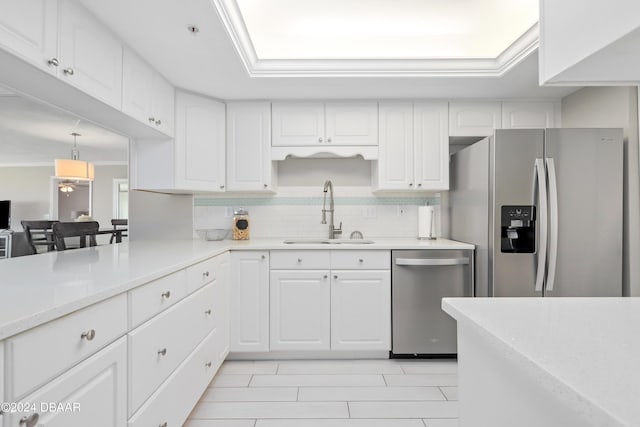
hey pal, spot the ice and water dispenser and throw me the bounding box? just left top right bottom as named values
left=500, top=205, right=536, bottom=253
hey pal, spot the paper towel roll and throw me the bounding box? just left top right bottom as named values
left=418, top=206, right=436, bottom=240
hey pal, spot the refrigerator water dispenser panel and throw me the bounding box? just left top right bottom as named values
left=501, top=205, right=536, bottom=253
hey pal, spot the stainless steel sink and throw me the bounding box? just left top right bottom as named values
left=283, top=239, right=375, bottom=244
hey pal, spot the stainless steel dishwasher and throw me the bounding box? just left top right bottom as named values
left=391, top=249, right=473, bottom=356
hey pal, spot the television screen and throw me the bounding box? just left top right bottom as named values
left=0, top=200, right=10, bottom=230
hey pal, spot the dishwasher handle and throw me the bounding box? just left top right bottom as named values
left=395, top=257, right=470, bottom=266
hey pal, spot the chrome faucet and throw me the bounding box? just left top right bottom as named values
left=321, top=180, right=342, bottom=239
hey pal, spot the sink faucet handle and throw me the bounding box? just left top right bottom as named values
left=337, top=221, right=342, bottom=230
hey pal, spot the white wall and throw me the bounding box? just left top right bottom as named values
left=0, top=165, right=128, bottom=241
left=561, top=86, right=640, bottom=296
left=129, top=190, right=193, bottom=240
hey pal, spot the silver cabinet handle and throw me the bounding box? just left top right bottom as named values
left=148, top=117, right=155, bottom=123
left=205, top=361, right=212, bottom=368
left=63, top=67, right=74, bottom=75
left=395, top=258, right=469, bottom=266
left=318, top=137, right=323, bottom=143
left=205, top=309, right=212, bottom=315
left=81, top=329, right=96, bottom=341
left=158, top=348, right=167, bottom=356
left=161, top=291, right=171, bottom=299
left=47, top=58, right=59, bottom=67
left=19, top=414, right=39, bottom=427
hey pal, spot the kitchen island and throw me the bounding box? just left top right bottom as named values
left=442, top=297, right=639, bottom=427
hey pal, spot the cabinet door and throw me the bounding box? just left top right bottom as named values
left=151, top=73, right=175, bottom=137
left=414, top=101, right=449, bottom=190
left=325, top=102, right=378, bottom=145
left=449, top=102, right=501, bottom=137
left=226, top=102, right=272, bottom=191
left=6, top=337, right=126, bottom=427
left=0, top=0, right=58, bottom=74
left=272, top=102, right=324, bottom=146
left=376, top=102, right=414, bottom=190
left=175, top=91, right=225, bottom=191
left=270, top=270, right=331, bottom=350
left=331, top=270, right=391, bottom=351
left=122, top=48, right=153, bottom=126
left=230, top=251, right=269, bottom=352
left=501, top=101, right=560, bottom=129
left=58, top=0, right=123, bottom=108
left=0, top=340, right=3, bottom=427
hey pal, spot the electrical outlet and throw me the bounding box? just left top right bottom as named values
left=224, top=207, right=233, bottom=217
left=362, top=206, right=377, bottom=218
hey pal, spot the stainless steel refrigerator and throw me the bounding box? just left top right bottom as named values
left=450, top=128, right=623, bottom=297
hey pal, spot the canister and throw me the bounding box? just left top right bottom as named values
left=232, top=208, right=250, bottom=240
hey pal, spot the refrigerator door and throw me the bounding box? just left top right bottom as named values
left=492, top=129, right=545, bottom=297
left=544, top=128, right=623, bottom=297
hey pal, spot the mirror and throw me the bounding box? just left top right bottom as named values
left=0, top=86, right=129, bottom=248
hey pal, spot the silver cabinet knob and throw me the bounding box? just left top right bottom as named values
left=203, top=271, right=210, bottom=278
left=155, top=119, right=162, bottom=125
left=327, top=137, right=332, bottom=143
left=409, top=183, right=413, bottom=187
left=358, top=258, right=364, bottom=263
left=161, top=291, right=171, bottom=299
left=204, top=309, right=212, bottom=315
left=318, top=137, right=323, bottom=143
left=148, top=117, right=155, bottom=123
left=81, top=329, right=96, bottom=341
left=220, top=185, right=225, bottom=189
left=205, top=361, right=212, bottom=368
left=158, top=348, right=167, bottom=356
left=159, top=423, right=168, bottom=427
left=418, top=183, right=422, bottom=187
left=261, top=254, right=266, bottom=260
left=47, top=58, right=59, bottom=67
left=264, top=183, right=268, bottom=188
left=63, top=67, right=74, bottom=75
left=323, top=275, right=328, bottom=279
left=297, top=258, right=302, bottom=263
left=334, top=275, right=338, bottom=279
left=19, top=413, right=39, bottom=427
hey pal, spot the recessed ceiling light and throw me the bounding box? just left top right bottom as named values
left=187, top=25, right=200, bottom=35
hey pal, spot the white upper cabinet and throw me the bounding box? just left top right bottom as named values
left=272, top=101, right=378, bottom=146
left=414, top=101, right=449, bottom=190
left=376, top=102, right=414, bottom=190
left=376, top=101, right=449, bottom=191
left=0, top=0, right=58, bottom=74
left=226, top=102, right=274, bottom=192
left=122, top=48, right=174, bottom=137
left=58, top=0, right=123, bottom=108
left=174, top=91, right=225, bottom=191
left=325, top=102, right=378, bottom=145
left=501, top=101, right=560, bottom=129
left=449, top=102, right=501, bottom=137
left=272, top=102, right=324, bottom=146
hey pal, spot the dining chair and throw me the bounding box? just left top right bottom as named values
left=52, top=221, right=99, bottom=251
left=109, top=219, right=128, bottom=244
left=21, top=220, right=59, bottom=254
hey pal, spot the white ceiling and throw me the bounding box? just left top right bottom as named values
left=79, top=0, right=578, bottom=100
left=0, top=93, right=129, bottom=165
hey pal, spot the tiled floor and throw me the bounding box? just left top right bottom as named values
left=185, top=359, right=459, bottom=427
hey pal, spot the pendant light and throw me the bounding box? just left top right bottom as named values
left=55, top=132, right=95, bottom=181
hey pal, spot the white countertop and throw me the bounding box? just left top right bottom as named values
left=442, top=297, right=640, bottom=427
left=0, top=237, right=471, bottom=341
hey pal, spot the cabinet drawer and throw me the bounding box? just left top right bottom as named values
left=270, top=250, right=330, bottom=269
left=5, top=294, right=127, bottom=401
left=128, top=328, right=221, bottom=427
left=129, top=270, right=188, bottom=328
left=5, top=337, right=127, bottom=427
left=128, top=284, right=215, bottom=415
left=187, top=257, right=217, bottom=293
left=330, top=250, right=390, bottom=270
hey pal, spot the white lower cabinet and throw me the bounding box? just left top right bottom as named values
left=331, top=270, right=391, bottom=351
left=270, top=270, right=331, bottom=351
left=230, top=251, right=270, bottom=352
left=0, top=340, right=4, bottom=427
left=5, top=337, right=127, bottom=427
left=215, top=252, right=231, bottom=362
left=128, top=328, right=221, bottom=427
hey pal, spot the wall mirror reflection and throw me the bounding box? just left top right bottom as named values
left=0, top=87, right=129, bottom=257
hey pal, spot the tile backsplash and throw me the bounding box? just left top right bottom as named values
left=193, top=195, right=441, bottom=239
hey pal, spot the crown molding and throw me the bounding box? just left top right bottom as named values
left=211, top=0, right=539, bottom=77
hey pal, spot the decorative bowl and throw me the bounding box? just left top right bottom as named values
left=196, top=229, right=230, bottom=241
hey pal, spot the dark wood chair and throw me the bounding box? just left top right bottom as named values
left=21, top=220, right=59, bottom=254
left=109, top=219, right=128, bottom=244
left=52, top=221, right=99, bottom=251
